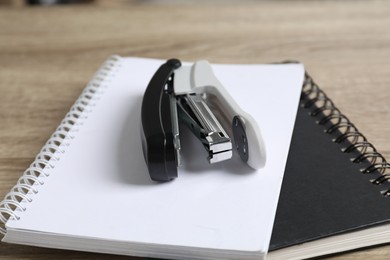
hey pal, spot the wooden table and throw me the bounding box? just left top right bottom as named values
left=0, top=0, right=389, bottom=259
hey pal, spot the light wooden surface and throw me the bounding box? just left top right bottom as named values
left=0, top=0, right=389, bottom=259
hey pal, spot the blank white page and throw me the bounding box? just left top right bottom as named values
left=5, top=57, right=304, bottom=258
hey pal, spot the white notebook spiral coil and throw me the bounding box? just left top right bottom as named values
left=0, top=56, right=121, bottom=236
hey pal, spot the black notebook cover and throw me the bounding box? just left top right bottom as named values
left=269, top=74, right=390, bottom=251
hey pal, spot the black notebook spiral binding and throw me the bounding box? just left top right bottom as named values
left=301, top=73, right=390, bottom=196
left=269, top=72, right=390, bottom=258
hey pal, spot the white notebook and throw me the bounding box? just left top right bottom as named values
left=0, top=56, right=304, bottom=260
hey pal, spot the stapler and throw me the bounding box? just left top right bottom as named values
left=141, top=59, right=266, bottom=181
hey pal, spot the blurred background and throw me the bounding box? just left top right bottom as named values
left=2, top=0, right=259, bottom=5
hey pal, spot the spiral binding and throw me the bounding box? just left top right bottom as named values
left=301, top=72, right=390, bottom=197
left=0, top=55, right=121, bottom=236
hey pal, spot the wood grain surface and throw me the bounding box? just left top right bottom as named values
left=0, top=0, right=389, bottom=259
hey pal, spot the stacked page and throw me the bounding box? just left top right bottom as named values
left=1, top=56, right=304, bottom=259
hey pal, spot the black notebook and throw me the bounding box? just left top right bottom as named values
left=268, top=73, right=390, bottom=259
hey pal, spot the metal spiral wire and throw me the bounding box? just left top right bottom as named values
left=0, top=55, right=120, bottom=236
left=302, top=72, right=390, bottom=197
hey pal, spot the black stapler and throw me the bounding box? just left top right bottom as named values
left=141, top=59, right=266, bottom=181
